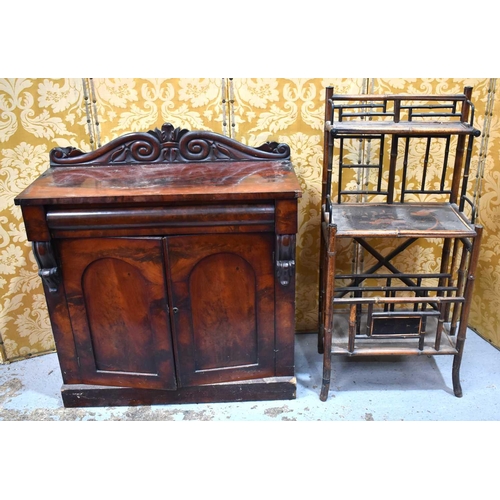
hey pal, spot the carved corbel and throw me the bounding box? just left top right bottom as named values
left=32, top=241, right=60, bottom=293
left=276, top=235, right=296, bottom=287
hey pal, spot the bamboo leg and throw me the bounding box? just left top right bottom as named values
left=348, top=303, right=356, bottom=353
left=434, top=238, right=455, bottom=351
left=452, top=338, right=465, bottom=398
left=445, top=239, right=459, bottom=323
left=319, top=87, right=334, bottom=352
left=450, top=243, right=468, bottom=337
left=434, top=305, right=445, bottom=351
left=439, top=238, right=453, bottom=322
left=452, top=226, right=482, bottom=397
left=318, top=218, right=326, bottom=354
left=320, top=224, right=337, bottom=402
left=320, top=311, right=333, bottom=402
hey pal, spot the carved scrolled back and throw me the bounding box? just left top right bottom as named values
left=178, top=131, right=290, bottom=162
left=50, top=133, right=163, bottom=166
left=50, top=122, right=291, bottom=167
left=276, top=235, right=296, bottom=287
left=32, top=242, right=60, bottom=293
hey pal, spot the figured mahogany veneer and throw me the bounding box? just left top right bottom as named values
left=16, top=161, right=301, bottom=206
left=15, top=124, right=302, bottom=407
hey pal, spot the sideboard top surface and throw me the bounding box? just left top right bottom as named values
left=15, top=160, right=302, bottom=206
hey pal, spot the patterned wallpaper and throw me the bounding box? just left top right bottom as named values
left=0, top=78, right=498, bottom=363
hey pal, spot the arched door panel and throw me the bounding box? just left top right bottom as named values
left=59, top=238, right=176, bottom=390
left=167, top=233, right=275, bottom=386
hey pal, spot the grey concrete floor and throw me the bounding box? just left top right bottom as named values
left=1, top=329, right=499, bottom=421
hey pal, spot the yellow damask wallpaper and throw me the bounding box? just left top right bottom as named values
left=0, top=78, right=498, bottom=363
left=0, top=79, right=89, bottom=362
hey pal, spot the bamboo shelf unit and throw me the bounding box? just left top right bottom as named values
left=318, top=86, right=483, bottom=401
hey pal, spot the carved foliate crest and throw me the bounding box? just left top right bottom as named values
left=50, top=122, right=291, bottom=167
left=147, top=123, right=190, bottom=143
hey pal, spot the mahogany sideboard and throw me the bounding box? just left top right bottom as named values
left=15, top=123, right=302, bottom=407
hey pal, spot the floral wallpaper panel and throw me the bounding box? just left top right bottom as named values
left=0, top=78, right=91, bottom=362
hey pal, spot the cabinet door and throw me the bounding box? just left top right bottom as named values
left=167, top=233, right=275, bottom=386
left=58, top=238, right=176, bottom=390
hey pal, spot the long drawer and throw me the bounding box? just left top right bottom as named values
left=46, top=203, right=276, bottom=238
